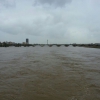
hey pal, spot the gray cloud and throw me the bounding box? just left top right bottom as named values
left=34, top=0, right=72, bottom=7
left=0, top=0, right=100, bottom=43
left=0, top=0, right=16, bottom=8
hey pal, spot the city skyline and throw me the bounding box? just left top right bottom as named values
left=0, top=0, right=100, bottom=44
left=0, top=38, right=100, bottom=45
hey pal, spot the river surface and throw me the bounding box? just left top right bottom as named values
left=0, top=46, right=100, bottom=100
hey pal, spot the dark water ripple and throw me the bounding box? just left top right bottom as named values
left=0, top=47, right=100, bottom=100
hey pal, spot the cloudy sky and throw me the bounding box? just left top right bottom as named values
left=0, top=0, right=100, bottom=44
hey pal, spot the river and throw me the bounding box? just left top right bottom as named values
left=0, top=46, right=100, bottom=100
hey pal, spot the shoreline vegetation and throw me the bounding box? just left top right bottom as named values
left=0, top=42, right=100, bottom=48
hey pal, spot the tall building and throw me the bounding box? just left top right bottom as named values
left=26, top=38, right=29, bottom=44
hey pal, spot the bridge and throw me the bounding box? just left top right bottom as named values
left=0, top=43, right=100, bottom=48
left=32, top=44, right=69, bottom=47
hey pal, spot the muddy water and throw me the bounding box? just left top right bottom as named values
left=0, top=46, right=100, bottom=100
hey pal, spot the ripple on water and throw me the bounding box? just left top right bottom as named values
left=0, top=47, right=100, bottom=100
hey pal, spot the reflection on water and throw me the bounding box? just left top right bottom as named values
left=0, top=47, right=100, bottom=100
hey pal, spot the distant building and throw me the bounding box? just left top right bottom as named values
left=26, top=38, right=29, bottom=44
left=8, top=42, right=13, bottom=44
left=95, top=43, right=100, bottom=45
left=23, top=42, right=26, bottom=44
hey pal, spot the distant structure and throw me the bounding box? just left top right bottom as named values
left=22, top=42, right=26, bottom=44
left=26, top=38, right=29, bottom=44
left=47, top=40, right=48, bottom=45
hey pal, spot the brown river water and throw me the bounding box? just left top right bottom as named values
left=0, top=46, right=100, bottom=100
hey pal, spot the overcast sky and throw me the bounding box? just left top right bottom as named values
left=0, top=0, right=100, bottom=44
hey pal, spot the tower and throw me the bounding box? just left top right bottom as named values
left=47, top=40, right=48, bottom=45
left=26, top=38, right=29, bottom=44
